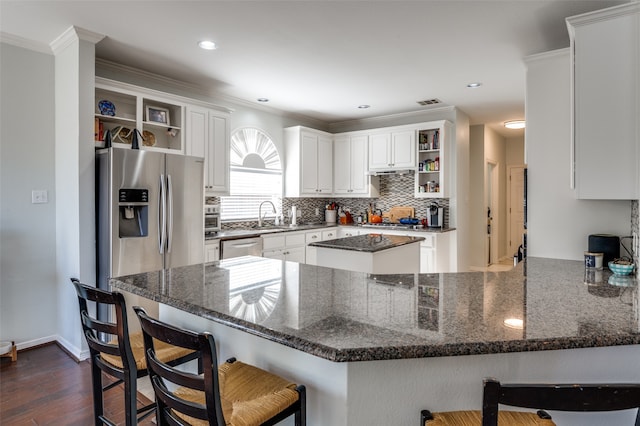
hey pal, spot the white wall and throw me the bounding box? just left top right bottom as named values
left=0, top=43, right=58, bottom=347
left=506, top=135, right=524, bottom=166
left=525, top=49, right=631, bottom=260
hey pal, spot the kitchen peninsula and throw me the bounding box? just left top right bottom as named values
left=309, top=233, right=424, bottom=273
left=111, top=257, right=640, bottom=426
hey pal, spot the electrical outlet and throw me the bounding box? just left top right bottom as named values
left=31, top=189, right=48, bottom=204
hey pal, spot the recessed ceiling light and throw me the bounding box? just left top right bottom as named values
left=358, top=105, right=370, bottom=109
left=467, top=82, right=482, bottom=88
left=504, top=120, right=526, bottom=129
left=257, top=98, right=269, bottom=103
left=198, top=40, right=217, bottom=50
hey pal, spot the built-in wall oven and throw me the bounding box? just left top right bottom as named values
left=204, top=204, right=221, bottom=239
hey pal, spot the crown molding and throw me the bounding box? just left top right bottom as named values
left=523, top=47, right=570, bottom=65
left=0, top=31, right=52, bottom=55
left=566, top=1, right=639, bottom=27
left=50, top=26, right=104, bottom=56
left=327, top=105, right=456, bottom=132
left=96, top=58, right=328, bottom=128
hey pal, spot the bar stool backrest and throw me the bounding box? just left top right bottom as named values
left=71, top=278, right=137, bottom=376
left=134, top=306, right=225, bottom=425
left=482, top=378, right=640, bottom=426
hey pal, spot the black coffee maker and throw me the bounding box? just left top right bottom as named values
left=428, top=203, right=445, bottom=228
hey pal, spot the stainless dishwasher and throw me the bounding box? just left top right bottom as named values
left=220, top=237, right=263, bottom=259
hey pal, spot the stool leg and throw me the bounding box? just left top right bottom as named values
left=124, top=369, right=137, bottom=426
left=90, top=357, right=104, bottom=426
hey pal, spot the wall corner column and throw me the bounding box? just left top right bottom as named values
left=52, top=26, right=104, bottom=358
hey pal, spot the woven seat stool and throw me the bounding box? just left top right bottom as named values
left=421, top=377, right=640, bottom=426
left=71, top=278, right=199, bottom=425
left=134, top=306, right=306, bottom=426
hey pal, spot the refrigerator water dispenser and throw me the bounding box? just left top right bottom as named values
left=118, top=188, right=148, bottom=238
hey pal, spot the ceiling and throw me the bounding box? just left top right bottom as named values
left=0, top=0, right=628, bottom=137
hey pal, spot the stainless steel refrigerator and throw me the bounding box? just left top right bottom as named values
left=96, top=148, right=204, bottom=299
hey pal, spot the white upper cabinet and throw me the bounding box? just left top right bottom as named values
left=185, top=105, right=230, bottom=195
left=567, top=3, right=639, bottom=199
left=285, top=126, right=333, bottom=197
left=368, top=128, right=416, bottom=171
left=333, top=133, right=379, bottom=197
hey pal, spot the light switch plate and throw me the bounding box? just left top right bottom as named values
left=32, top=190, right=48, bottom=204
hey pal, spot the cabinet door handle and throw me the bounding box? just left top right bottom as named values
left=311, top=235, right=317, bottom=239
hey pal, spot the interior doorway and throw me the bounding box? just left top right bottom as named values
left=486, top=160, right=499, bottom=266
left=508, top=165, right=526, bottom=258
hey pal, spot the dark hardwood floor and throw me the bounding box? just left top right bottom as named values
left=0, top=343, right=155, bottom=425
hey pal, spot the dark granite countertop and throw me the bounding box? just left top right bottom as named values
left=308, top=233, right=424, bottom=252
left=110, top=257, right=640, bottom=362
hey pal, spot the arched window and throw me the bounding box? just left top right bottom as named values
left=220, top=128, right=282, bottom=221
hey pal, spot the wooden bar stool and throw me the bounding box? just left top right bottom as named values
left=134, top=306, right=306, bottom=426
left=421, top=377, right=640, bottom=426
left=71, top=278, right=199, bottom=426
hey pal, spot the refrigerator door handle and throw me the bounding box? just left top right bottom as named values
left=166, top=174, right=174, bottom=253
left=159, top=174, right=167, bottom=254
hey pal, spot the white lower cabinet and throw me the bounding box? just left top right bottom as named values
left=305, top=227, right=338, bottom=266
left=337, top=227, right=361, bottom=238
left=262, top=232, right=307, bottom=263
left=357, top=229, right=453, bottom=273
left=205, top=240, right=220, bottom=262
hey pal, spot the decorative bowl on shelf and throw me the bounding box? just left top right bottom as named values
left=142, top=130, right=156, bottom=146
left=98, top=99, right=115, bottom=116
left=608, top=260, right=634, bottom=276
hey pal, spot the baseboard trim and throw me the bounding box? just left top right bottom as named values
left=56, top=335, right=90, bottom=361
left=14, top=335, right=57, bottom=352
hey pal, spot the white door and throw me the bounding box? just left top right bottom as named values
left=369, top=133, right=391, bottom=169
left=350, top=135, right=368, bottom=193
left=391, top=130, right=416, bottom=168
left=508, top=166, right=526, bottom=256
left=300, top=131, right=319, bottom=194
left=316, top=135, right=333, bottom=194
left=333, top=136, right=351, bottom=194
left=486, top=160, right=499, bottom=265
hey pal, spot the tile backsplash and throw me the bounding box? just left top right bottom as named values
left=283, top=174, right=449, bottom=226
left=212, top=175, right=448, bottom=229
left=632, top=200, right=638, bottom=264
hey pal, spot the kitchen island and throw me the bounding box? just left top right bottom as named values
left=111, top=257, right=640, bottom=426
left=309, top=233, right=424, bottom=273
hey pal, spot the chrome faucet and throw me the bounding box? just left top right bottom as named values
left=258, top=201, right=276, bottom=227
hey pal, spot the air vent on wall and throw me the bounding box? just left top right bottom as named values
left=416, top=98, right=442, bottom=106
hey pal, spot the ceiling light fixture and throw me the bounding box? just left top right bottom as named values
left=466, top=82, right=482, bottom=88
left=504, top=120, right=526, bottom=129
left=358, top=105, right=370, bottom=109
left=257, top=98, right=269, bottom=103
left=198, top=40, right=217, bottom=50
